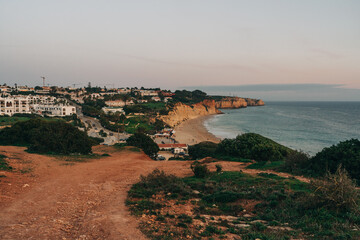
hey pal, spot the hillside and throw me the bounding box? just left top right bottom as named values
left=0, top=145, right=309, bottom=239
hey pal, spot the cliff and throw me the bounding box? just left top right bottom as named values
left=215, top=97, right=247, bottom=109
left=161, top=99, right=221, bottom=127
left=215, top=97, right=264, bottom=109
left=161, top=97, right=264, bottom=127
left=245, top=98, right=265, bottom=107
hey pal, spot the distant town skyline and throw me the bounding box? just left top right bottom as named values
left=1, top=0, right=359, bottom=100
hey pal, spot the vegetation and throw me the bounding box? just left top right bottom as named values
left=188, top=133, right=291, bottom=162
left=308, top=166, right=359, bottom=212
left=0, top=154, right=12, bottom=171
left=0, top=119, right=94, bottom=154
left=216, top=133, right=291, bottom=162
left=190, top=161, right=209, bottom=178
left=126, top=132, right=159, bottom=158
left=127, top=167, right=360, bottom=240
left=124, top=102, right=167, bottom=115
left=308, top=139, right=360, bottom=183
left=188, top=141, right=218, bottom=159
left=81, top=98, right=106, bottom=117
left=170, top=90, right=209, bottom=104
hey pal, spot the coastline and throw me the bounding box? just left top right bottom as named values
left=173, top=115, right=221, bottom=145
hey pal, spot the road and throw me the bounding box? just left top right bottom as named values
left=72, top=102, right=130, bottom=144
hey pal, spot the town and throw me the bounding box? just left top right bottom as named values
left=0, top=83, right=188, bottom=159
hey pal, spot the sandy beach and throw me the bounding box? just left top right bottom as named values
left=173, top=115, right=221, bottom=145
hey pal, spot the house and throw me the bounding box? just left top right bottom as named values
left=151, top=96, right=161, bottom=102
left=157, top=143, right=188, bottom=153
left=102, top=107, right=125, bottom=114
left=105, top=100, right=134, bottom=107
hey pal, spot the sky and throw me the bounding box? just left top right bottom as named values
left=1, top=0, right=360, bottom=100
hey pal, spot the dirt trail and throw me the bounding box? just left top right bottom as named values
left=0, top=146, right=193, bottom=240
left=0, top=146, right=311, bottom=239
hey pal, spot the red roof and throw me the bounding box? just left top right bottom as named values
left=158, top=144, right=187, bottom=148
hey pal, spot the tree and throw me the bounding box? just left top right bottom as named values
left=216, top=133, right=290, bottom=162
left=309, top=139, right=360, bottom=183
left=0, top=119, right=93, bottom=154
left=188, top=141, right=218, bottom=159
left=126, top=133, right=159, bottom=158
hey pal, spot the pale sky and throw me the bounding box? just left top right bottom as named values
left=1, top=0, right=360, bottom=100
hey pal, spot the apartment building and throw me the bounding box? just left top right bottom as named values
left=0, top=96, right=31, bottom=115
left=33, top=104, right=76, bottom=116
left=0, top=95, right=75, bottom=116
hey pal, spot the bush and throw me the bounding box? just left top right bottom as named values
left=0, top=154, right=12, bottom=171
left=308, top=166, right=359, bottom=212
left=308, top=139, right=360, bottom=183
left=126, top=132, right=159, bottom=158
left=216, top=133, right=291, bottom=162
left=282, top=150, right=310, bottom=174
left=215, top=164, right=223, bottom=173
left=191, top=161, right=209, bottom=178
left=188, top=141, right=218, bottom=159
left=0, top=119, right=93, bottom=154
left=128, top=169, right=192, bottom=199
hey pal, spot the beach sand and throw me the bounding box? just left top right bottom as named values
left=173, top=115, right=221, bottom=145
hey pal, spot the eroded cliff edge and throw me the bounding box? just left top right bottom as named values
left=161, top=97, right=264, bottom=127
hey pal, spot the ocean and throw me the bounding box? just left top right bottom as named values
left=204, top=102, right=360, bottom=155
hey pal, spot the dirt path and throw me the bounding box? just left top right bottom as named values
left=0, top=146, right=193, bottom=239
left=0, top=146, right=311, bottom=239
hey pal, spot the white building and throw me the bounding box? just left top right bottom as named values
left=0, top=96, right=31, bottom=115
left=33, top=104, right=76, bottom=116
left=102, top=107, right=125, bottom=114
left=0, top=95, right=75, bottom=116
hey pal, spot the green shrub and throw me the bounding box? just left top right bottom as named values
left=0, top=154, right=12, bottom=171
left=128, top=169, right=191, bottom=199
left=177, top=214, right=193, bottom=224
left=216, top=133, right=291, bottom=162
left=188, top=141, right=218, bottom=159
left=215, top=164, right=223, bottom=173
left=0, top=119, right=93, bottom=154
left=126, top=132, right=159, bottom=158
left=282, top=150, right=310, bottom=174
left=191, top=162, right=209, bottom=178
left=308, top=139, right=360, bottom=183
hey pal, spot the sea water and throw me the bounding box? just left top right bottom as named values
left=204, top=102, right=360, bottom=155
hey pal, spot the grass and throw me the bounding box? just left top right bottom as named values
left=215, top=155, right=252, bottom=162
left=0, top=154, right=12, bottom=171
left=246, top=161, right=285, bottom=170
left=124, top=116, right=154, bottom=134
left=127, top=169, right=360, bottom=240
left=0, top=116, right=31, bottom=126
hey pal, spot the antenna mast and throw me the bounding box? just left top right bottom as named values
left=41, top=76, right=45, bottom=87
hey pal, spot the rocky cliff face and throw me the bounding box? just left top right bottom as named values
left=215, top=97, right=247, bottom=109
left=161, top=99, right=221, bottom=127
left=215, top=97, right=264, bottom=109
left=245, top=98, right=265, bottom=106
left=161, top=97, right=264, bottom=127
